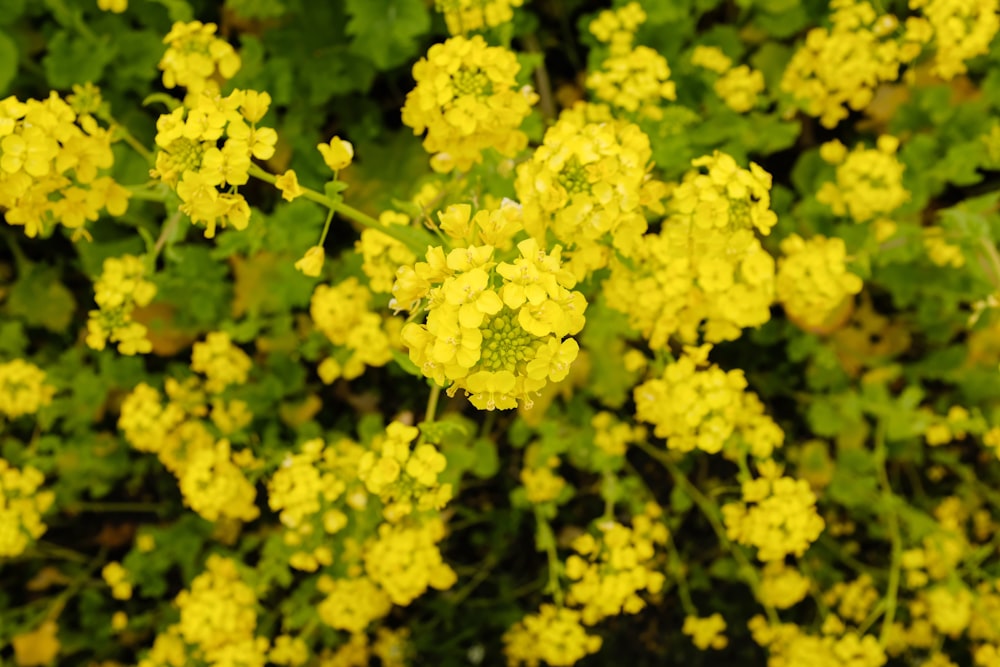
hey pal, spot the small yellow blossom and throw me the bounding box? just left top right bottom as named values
left=295, top=245, right=325, bottom=277
left=12, top=620, right=60, bottom=667
left=683, top=613, right=728, bottom=650
left=275, top=169, right=303, bottom=201
left=97, top=0, right=127, bottom=12
left=503, top=604, right=602, bottom=667
left=317, top=137, right=354, bottom=171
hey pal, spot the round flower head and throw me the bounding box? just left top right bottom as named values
left=401, top=35, right=537, bottom=173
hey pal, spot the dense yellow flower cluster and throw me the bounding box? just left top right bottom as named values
left=85, top=254, right=157, bottom=355
left=0, top=90, right=129, bottom=238
left=0, top=359, right=55, bottom=419
left=435, top=0, right=524, bottom=34
left=191, top=331, right=252, bottom=393
left=817, top=136, right=908, bottom=223
left=356, top=211, right=418, bottom=294
left=267, top=436, right=364, bottom=571
left=749, top=614, right=888, bottom=667
left=397, top=234, right=586, bottom=411
left=722, top=460, right=825, bottom=561
left=310, top=277, right=397, bottom=383
left=119, top=347, right=259, bottom=524
left=515, top=111, right=665, bottom=270
left=565, top=504, right=668, bottom=625
left=358, top=421, right=452, bottom=522
left=503, top=604, right=602, bottom=667
left=180, top=438, right=260, bottom=522
left=169, top=555, right=269, bottom=667
left=777, top=234, right=863, bottom=330
left=909, top=0, right=1000, bottom=79
left=317, top=576, right=392, bottom=633
left=634, top=345, right=783, bottom=459
left=152, top=89, right=277, bottom=237
left=781, top=0, right=904, bottom=128
left=683, top=614, right=728, bottom=650
left=0, top=459, right=54, bottom=558
left=605, top=152, right=777, bottom=345
left=363, top=517, right=457, bottom=606
left=158, top=21, right=241, bottom=96
left=401, top=35, right=537, bottom=172
left=586, top=3, right=676, bottom=119
left=758, top=561, right=812, bottom=609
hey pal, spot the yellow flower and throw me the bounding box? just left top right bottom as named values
left=159, top=21, right=241, bottom=95
left=503, top=605, right=602, bottom=667
left=317, top=136, right=354, bottom=171
left=275, top=169, right=303, bottom=201
left=683, top=614, right=728, bottom=650
left=434, top=0, right=525, bottom=35
left=12, top=620, right=60, bottom=667
left=777, top=234, right=863, bottom=331
left=97, top=0, right=127, bottom=12
left=295, top=245, right=325, bottom=277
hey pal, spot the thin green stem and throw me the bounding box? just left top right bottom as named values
left=425, top=384, right=442, bottom=423
left=126, top=184, right=169, bottom=202
left=318, top=207, right=335, bottom=247
left=248, top=163, right=430, bottom=256
left=151, top=209, right=184, bottom=264
left=114, top=126, right=155, bottom=164
left=664, top=532, right=697, bottom=616
left=873, top=420, right=902, bottom=645
left=534, top=508, right=564, bottom=606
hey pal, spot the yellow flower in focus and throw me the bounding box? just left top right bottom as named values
left=318, top=137, right=354, bottom=171
left=12, top=620, right=60, bottom=667
left=401, top=35, right=537, bottom=172
left=295, top=245, right=325, bottom=277
left=275, top=169, right=303, bottom=201
left=159, top=21, right=241, bottom=95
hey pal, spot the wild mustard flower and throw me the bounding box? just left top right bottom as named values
left=503, top=604, right=602, bottom=667
left=86, top=254, right=157, bottom=356
left=817, top=136, right=908, bottom=222
left=0, top=360, right=55, bottom=419
left=435, top=0, right=524, bottom=34
left=310, top=278, right=396, bottom=382
left=401, top=35, right=537, bottom=172
left=777, top=234, right=863, bottom=330
left=159, top=21, right=241, bottom=96
left=0, top=459, right=54, bottom=558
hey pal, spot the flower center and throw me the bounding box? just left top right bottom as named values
left=479, top=310, right=541, bottom=373
left=451, top=68, right=492, bottom=97
left=165, top=137, right=204, bottom=174
left=558, top=158, right=591, bottom=195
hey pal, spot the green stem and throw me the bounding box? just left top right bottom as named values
left=126, top=184, right=170, bottom=202
left=115, top=127, right=155, bottom=164
left=248, top=163, right=432, bottom=256
left=534, top=508, right=564, bottom=606
left=425, top=384, right=442, bottom=423
left=68, top=501, right=165, bottom=513
left=636, top=440, right=780, bottom=625
left=150, top=209, right=184, bottom=265
left=664, top=532, right=697, bottom=616
left=873, top=420, right=902, bottom=645
left=318, top=207, right=335, bottom=247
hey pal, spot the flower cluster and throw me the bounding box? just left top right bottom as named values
left=908, top=0, right=1000, bottom=79
left=605, top=151, right=777, bottom=345
left=690, top=46, right=765, bottom=113
left=749, top=615, right=888, bottom=667
left=683, top=614, right=728, bottom=650
left=85, top=254, right=157, bottom=355
left=190, top=332, right=253, bottom=394
left=0, top=359, right=55, bottom=419
left=396, top=232, right=587, bottom=411
left=777, top=234, right=863, bottom=331
left=309, top=277, right=397, bottom=383
left=0, top=459, right=54, bottom=558
left=591, top=411, right=646, bottom=456
left=722, top=460, right=825, bottom=561
left=0, top=90, right=129, bottom=238
left=817, top=136, right=908, bottom=223
left=357, top=211, right=418, bottom=294
left=152, top=90, right=277, bottom=237
left=634, top=345, right=784, bottom=459
left=363, top=517, right=457, bottom=606
left=401, top=35, right=537, bottom=172
left=317, top=576, right=392, bottom=633
left=166, top=555, right=269, bottom=667
left=503, top=604, right=603, bottom=667
left=118, top=343, right=259, bottom=523
left=434, top=0, right=524, bottom=34
left=515, top=111, right=665, bottom=271
left=267, top=436, right=365, bottom=571
left=565, top=503, right=668, bottom=625
left=758, top=561, right=812, bottom=609
left=158, top=21, right=241, bottom=96
left=780, top=0, right=905, bottom=128
left=586, top=3, right=676, bottom=119
left=357, top=421, right=453, bottom=522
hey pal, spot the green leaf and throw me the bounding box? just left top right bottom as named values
left=42, top=30, right=115, bottom=90
left=469, top=437, right=499, bottom=479
left=5, top=264, right=77, bottom=333
left=345, top=0, right=430, bottom=70
left=0, top=30, right=17, bottom=95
